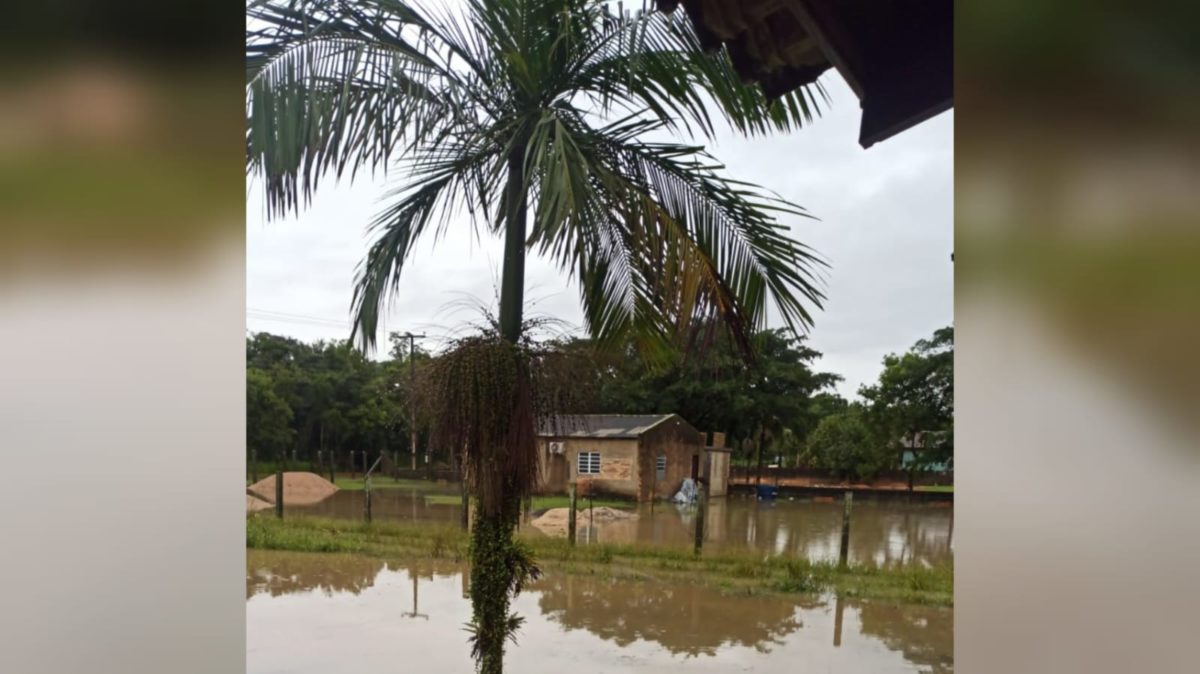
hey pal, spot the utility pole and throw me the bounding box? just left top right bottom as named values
left=403, top=332, right=427, bottom=472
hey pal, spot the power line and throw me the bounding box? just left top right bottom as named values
left=247, top=307, right=347, bottom=323
left=246, top=307, right=349, bottom=329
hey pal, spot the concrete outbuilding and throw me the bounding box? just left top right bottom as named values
left=536, top=414, right=729, bottom=501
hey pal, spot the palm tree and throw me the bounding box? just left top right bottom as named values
left=247, top=1, right=827, bottom=671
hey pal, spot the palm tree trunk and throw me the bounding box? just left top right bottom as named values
left=472, top=149, right=528, bottom=674
left=498, top=149, right=527, bottom=344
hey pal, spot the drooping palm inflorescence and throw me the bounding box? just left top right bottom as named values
left=416, top=323, right=594, bottom=664
left=247, top=1, right=829, bottom=671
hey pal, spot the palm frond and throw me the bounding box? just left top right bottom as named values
left=521, top=112, right=827, bottom=359
left=349, top=129, right=502, bottom=351
left=247, top=0, right=491, bottom=218
left=569, top=5, right=826, bottom=139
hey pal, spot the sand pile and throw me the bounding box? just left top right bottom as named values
left=531, top=506, right=636, bottom=537
left=248, top=472, right=338, bottom=506
left=246, top=492, right=273, bottom=513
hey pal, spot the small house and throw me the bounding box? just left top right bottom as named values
left=900, top=431, right=953, bottom=472
left=536, top=414, right=728, bottom=501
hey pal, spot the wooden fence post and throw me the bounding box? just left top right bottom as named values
left=693, top=482, right=707, bottom=555
left=568, top=484, right=577, bottom=546
left=364, top=474, right=372, bottom=523
left=274, top=468, right=284, bottom=519
left=838, top=491, right=853, bottom=568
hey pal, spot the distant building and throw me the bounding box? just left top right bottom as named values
left=536, top=414, right=729, bottom=501
left=899, top=431, right=953, bottom=472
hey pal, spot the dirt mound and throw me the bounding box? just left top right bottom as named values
left=246, top=492, right=273, bottom=513
left=531, top=506, right=636, bottom=537
left=248, top=472, right=338, bottom=506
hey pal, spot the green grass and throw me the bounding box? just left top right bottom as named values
left=915, top=485, right=954, bottom=493
left=246, top=515, right=952, bottom=606
left=531, top=495, right=635, bottom=511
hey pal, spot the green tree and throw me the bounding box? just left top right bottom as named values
left=246, top=2, right=827, bottom=671
left=806, top=407, right=886, bottom=481
left=247, top=333, right=409, bottom=471
left=247, top=367, right=294, bottom=467
left=581, top=328, right=840, bottom=464
left=859, top=326, right=954, bottom=488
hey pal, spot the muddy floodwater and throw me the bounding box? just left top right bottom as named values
left=247, top=549, right=952, bottom=673
left=288, top=487, right=953, bottom=566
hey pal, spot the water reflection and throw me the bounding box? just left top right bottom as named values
left=855, top=598, right=953, bottom=674
left=246, top=549, right=456, bottom=600
left=531, top=573, right=814, bottom=657
left=246, top=550, right=953, bottom=673
left=583, top=497, right=952, bottom=566
left=289, top=489, right=953, bottom=566
left=284, top=487, right=461, bottom=525
left=246, top=551, right=385, bottom=598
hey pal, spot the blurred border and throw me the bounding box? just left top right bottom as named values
left=0, top=3, right=245, bottom=674
left=957, top=2, right=1200, bottom=673
left=2, top=2, right=1199, bottom=674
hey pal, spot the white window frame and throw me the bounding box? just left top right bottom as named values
left=577, top=451, right=601, bottom=475
left=655, top=455, right=667, bottom=480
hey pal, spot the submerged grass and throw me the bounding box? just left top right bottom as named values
left=915, top=485, right=954, bottom=493
left=334, top=478, right=445, bottom=491
left=421, top=493, right=635, bottom=509
left=530, top=495, right=635, bottom=511
left=247, top=515, right=953, bottom=606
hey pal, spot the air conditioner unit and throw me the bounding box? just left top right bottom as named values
left=548, top=441, right=565, bottom=455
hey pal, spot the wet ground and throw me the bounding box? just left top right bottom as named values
left=288, top=487, right=953, bottom=566
left=247, top=549, right=953, bottom=673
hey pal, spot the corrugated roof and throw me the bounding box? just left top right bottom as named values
left=537, top=414, right=677, bottom=439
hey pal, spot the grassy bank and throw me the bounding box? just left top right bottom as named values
left=247, top=515, right=952, bottom=606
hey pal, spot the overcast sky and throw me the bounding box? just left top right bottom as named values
left=247, top=76, right=952, bottom=400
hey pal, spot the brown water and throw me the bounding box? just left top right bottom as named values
left=247, top=549, right=952, bottom=673
left=288, top=488, right=953, bottom=566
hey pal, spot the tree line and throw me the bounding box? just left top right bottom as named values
left=247, top=325, right=952, bottom=480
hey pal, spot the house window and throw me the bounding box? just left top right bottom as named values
left=655, top=455, right=666, bottom=481
left=577, top=451, right=601, bottom=475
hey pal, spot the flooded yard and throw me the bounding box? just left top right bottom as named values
left=287, top=486, right=953, bottom=566
left=247, top=549, right=952, bottom=673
